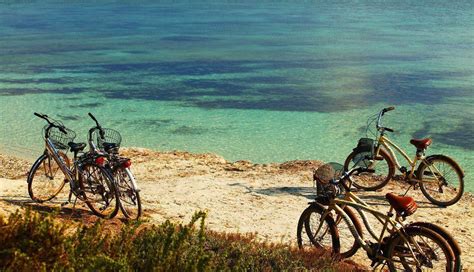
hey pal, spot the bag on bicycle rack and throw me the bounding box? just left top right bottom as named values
left=353, top=138, right=374, bottom=154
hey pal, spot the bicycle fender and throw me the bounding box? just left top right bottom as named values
left=27, top=153, right=48, bottom=183
left=419, top=154, right=465, bottom=178
left=124, top=168, right=140, bottom=192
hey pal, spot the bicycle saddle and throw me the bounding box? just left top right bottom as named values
left=68, top=142, right=86, bottom=153
left=410, top=138, right=432, bottom=150
left=386, top=193, right=417, bottom=217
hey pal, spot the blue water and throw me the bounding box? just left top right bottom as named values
left=0, top=1, right=473, bottom=187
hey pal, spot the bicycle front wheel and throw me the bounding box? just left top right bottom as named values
left=27, top=152, right=68, bottom=203
left=79, top=163, right=119, bottom=218
left=115, top=168, right=142, bottom=220
left=418, top=155, right=464, bottom=207
left=386, top=226, right=454, bottom=272
left=297, top=204, right=340, bottom=254
left=333, top=206, right=363, bottom=258
left=344, top=148, right=394, bottom=191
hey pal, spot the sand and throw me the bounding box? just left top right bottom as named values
left=0, top=148, right=473, bottom=270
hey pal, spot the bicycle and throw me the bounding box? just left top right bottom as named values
left=27, top=113, right=120, bottom=218
left=87, top=113, right=142, bottom=220
left=297, top=162, right=461, bottom=271
left=344, top=107, right=464, bottom=206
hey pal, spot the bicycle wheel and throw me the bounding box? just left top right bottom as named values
left=344, top=148, right=395, bottom=191
left=418, top=155, right=464, bottom=206
left=297, top=204, right=340, bottom=254
left=115, top=168, right=142, bottom=220
left=386, top=226, right=454, bottom=271
left=78, top=163, right=119, bottom=218
left=27, top=152, right=68, bottom=203
left=409, top=222, right=462, bottom=271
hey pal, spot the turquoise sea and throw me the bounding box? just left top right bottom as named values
left=0, top=1, right=472, bottom=188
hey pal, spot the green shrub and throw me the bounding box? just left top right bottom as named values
left=0, top=210, right=361, bottom=271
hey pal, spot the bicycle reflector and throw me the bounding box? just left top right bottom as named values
left=95, top=156, right=106, bottom=165
left=122, top=159, right=132, bottom=168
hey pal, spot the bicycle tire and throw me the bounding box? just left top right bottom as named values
left=409, top=222, right=462, bottom=271
left=418, top=155, right=464, bottom=207
left=27, top=152, right=68, bottom=203
left=386, top=226, right=454, bottom=272
left=297, top=203, right=340, bottom=255
left=115, top=168, right=142, bottom=220
left=343, top=148, right=395, bottom=191
left=79, top=163, right=119, bottom=219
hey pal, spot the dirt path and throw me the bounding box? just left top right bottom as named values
left=1, top=148, right=473, bottom=270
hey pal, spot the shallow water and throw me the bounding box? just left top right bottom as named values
left=0, top=1, right=473, bottom=188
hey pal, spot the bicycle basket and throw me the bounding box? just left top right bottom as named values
left=43, top=125, right=77, bottom=150
left=92, top=128, right=122, bottom=150
left=313, top=162, right=343, bottom=204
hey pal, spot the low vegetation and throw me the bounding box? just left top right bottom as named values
left=0, top=209, right=361, bottom=271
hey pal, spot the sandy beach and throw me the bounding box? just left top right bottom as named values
left=0, top=148, right=473, bottom=270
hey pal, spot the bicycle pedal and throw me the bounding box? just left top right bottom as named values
left=61, top=201, right=69, bottom=207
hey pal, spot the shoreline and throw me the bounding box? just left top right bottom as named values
left=1, top=147, right=473, bottom=268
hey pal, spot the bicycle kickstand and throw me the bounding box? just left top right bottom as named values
left=402, top=184, right=413, bottom=197
left=61, top=190, right=73, bottom=207
left=71, top=195, right=78, bottom=212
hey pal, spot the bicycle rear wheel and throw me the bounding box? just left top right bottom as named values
left=386, top=226, right=454, bottom=271
left=409, top=222, right=462, bottom=271
left=418, top=155, right=464, bottom=206
left=115, top=168, right=142, bottom=220
left=79, top=163, right=119, bottom=218
left=27, top=152, right=68, bottom=203
left=297, top=204, right=340, bottom=254
left=344, top=148, right=394, bottom=191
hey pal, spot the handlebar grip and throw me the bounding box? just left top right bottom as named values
left=88, top=112, right=98, bottom=121
left=383, top=106, right=395, bottom=112
left=385, top=127, right=394, bottom=132
left=34, top=112, right=47, bottom=118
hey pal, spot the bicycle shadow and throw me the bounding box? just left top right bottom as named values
left=254, top=186, right=316, bottom=199
left=2, top=198, right=96, bottom=220
left=228, top=183, right=316, bottom=200
left=230, top=183, right=445, bottom=209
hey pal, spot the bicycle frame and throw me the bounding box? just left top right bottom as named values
left=374, top=135, right=444, bottom=183
left=44, top=138, right=74, bottom=182
left=314, top=187, right=423, bottom=266
left=43, top=137, right=92, bottom=202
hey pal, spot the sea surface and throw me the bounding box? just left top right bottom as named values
left=0, top=1, right=473, bottom=188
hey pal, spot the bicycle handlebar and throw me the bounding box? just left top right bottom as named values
left=330, top=167, right=375, bottom=186
left=34, top=112, right=47, bottom=119
left=376, top=106, right=395, bottom=133
left=87, top=113, right=105, bottom=140
left=34, top=112, right=68, bottom=134
left=383, top=106, right=395, bottom=113
left=88, top=112, right=99, bottom=126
